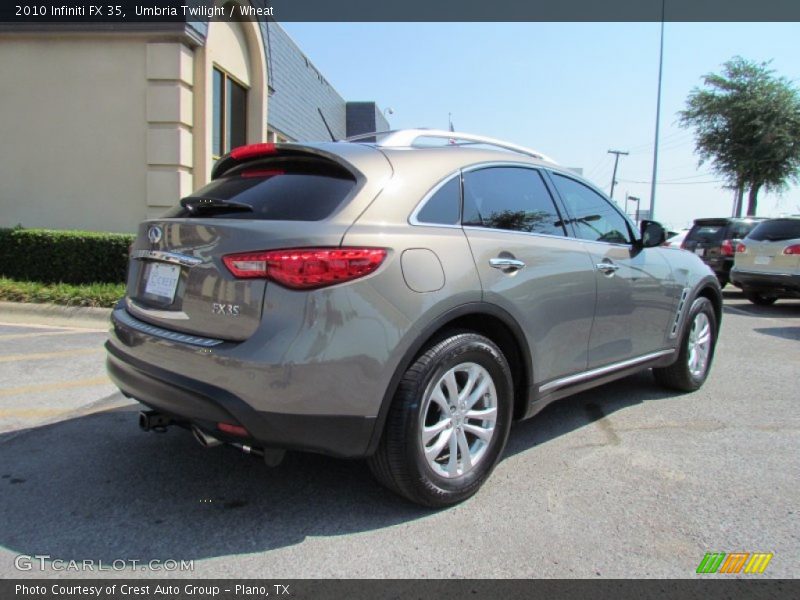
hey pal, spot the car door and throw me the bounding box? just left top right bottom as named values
left=547, top=171, right=676, bottom=368
left=460, top=165, right=597, bottom=385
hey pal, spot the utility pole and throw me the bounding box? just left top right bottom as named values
left=650, top=0, right=666, bottom=219
left=627, top=195, right=641, bottom=223
left=608, top=149, right=629, bottom=198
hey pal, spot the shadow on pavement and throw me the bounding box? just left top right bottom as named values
left=752, top=326, right=800, bottom=341
left=0, top=370, right=682, bottom=564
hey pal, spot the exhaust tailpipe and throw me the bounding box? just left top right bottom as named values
left=192, top=426, right=222, bottom=449
left=139, top=410, right=172, bottom=432
left=231, top=443, right=286, bottom=467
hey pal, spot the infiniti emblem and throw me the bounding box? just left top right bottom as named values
left=147, top=226, right=163, bottom=244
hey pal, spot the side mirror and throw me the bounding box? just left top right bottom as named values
left=640, top=220, right=666, bottom=248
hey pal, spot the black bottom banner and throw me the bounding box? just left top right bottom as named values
left=3, top=579, right=799, bottom=600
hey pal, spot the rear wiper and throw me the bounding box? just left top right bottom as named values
left=180, top=197, right=253, bottom=215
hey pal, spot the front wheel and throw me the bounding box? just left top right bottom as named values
left=653, top=297, right=718, bottom=392
left=368, top=333, right=513, bottom=507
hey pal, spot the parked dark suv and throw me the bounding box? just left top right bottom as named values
left=681, top=217, right=766, bottom=287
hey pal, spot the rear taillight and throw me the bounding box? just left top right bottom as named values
left=223, top=247, right=387, bottom=289
left=720, top=239, right=735, bottom=256
left=736, top=243, right=747, bottom=254
left=783, top=244, right=800, bottom=255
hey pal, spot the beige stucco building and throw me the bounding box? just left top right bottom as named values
left=0, top=17, right=270, bottom=233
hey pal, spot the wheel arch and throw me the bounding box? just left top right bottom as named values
left=693, top=278, right=723, bottom=328
left=365, top=302, right=533, bottom=455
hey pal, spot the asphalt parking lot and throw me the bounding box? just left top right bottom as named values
left=0, top=291, right=797, bottom=579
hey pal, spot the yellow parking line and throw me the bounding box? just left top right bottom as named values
left=0, top=408, right=79, bottom=417
left=0, top=376, right=110, bottom=397
left=0, top=320, right=106, bottom=332
left=0, top=330, right=105, bottom=341
left=0, top=348, right=102, bottom=363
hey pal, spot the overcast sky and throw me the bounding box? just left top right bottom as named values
left=282, top=22, right=800, bottom=230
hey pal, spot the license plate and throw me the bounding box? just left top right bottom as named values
left=694, top=248, right=705, bottom=257
left=754, top=255, right=772, bottom=265
left=144, top=263, right=180, bottom=302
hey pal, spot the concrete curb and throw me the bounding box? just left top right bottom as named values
left=0, top=301, right=111, bottom=329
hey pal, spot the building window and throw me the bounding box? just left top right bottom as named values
left=212, top=67, right=248, bottom=158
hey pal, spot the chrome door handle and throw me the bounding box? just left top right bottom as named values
left=596, top=262, right=620, bottom=273
left=490, top=258, right=526, bottom=272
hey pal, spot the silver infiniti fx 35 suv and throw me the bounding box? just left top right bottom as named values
left=107, top=129, right=722, bottom=506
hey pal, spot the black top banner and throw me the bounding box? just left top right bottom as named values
left=2, top=0, right=800, bottom=23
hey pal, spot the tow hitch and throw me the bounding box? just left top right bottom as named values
left=138, top=410, right=172, bottom=432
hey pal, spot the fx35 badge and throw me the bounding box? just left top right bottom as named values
left=212, top=303, right=240, bottom=316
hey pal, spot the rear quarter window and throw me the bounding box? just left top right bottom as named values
left=164, top=158, right=356, bottom=221
left=747, top=219, right=800, bottom=242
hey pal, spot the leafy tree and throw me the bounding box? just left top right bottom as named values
left=679, top=57, right=800, bottom=216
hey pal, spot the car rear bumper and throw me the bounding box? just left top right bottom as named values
left=106, top=306, right=382, bottom=458
left=730, top=268, right=800, bottom=297
left=700, top=256, right=733, bottom=278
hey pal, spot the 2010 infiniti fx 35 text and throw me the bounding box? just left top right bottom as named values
left=107, top=129, right=722, bottom=506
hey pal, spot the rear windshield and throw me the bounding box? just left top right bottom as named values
left=746, top=219, right=800, bottom=242
left=686, top=224, right=725, bottom=243
left=164, top=158, right=356, bottom=221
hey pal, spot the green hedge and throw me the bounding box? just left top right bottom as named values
left=0, top=228, right=134, bottom=285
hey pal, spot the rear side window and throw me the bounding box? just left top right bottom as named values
left=728, top=221, right=762, bottom=239
left=462, top=167, right=565, bottom=236
left=416, top=176, right=461, bottom=225
left=164, top=158, right=356, bottom=221
left=687, top=224, right=726, bottom=242
left=747, top=219, right=800, bottom=241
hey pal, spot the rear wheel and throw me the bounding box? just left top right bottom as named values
left=744, top=292, right=777, bottom=306
left=653, top=297, right=717, bottom=392
left=368, top=332, right=513, bottom=507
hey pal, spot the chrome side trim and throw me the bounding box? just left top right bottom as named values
left=538, top=349, right=675, bottom=394
left=112, top=308, right=224, bottom=347
left=131, top=250, right=202, bottom=267
left=462, top=225, right=572, bottom=242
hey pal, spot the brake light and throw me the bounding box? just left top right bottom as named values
left=240, top=168, right=285, bottom=178
left=230, top=143, right=277, bottom=161
left=720, top=239, right=735, bottom=256
left=218, top=422, right=249, bottom=437
left=223, top=247, right=387, bottom=289
left=736, top=243, right=747, bottom=254
left=784, top=244, right=800, bottom=255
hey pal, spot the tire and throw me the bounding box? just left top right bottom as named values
left=368, top=332, right=514, bottom=507
left=653, top=297, right=717, bottom=392
left=716, top=275, right=728, bottom=289
left=744, top=292, right=777, bottom=306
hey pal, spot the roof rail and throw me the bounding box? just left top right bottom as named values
left=345, top=129, right=557, bottom=163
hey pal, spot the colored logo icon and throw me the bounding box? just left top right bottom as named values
left=696, top=552, right=773, bottom=574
